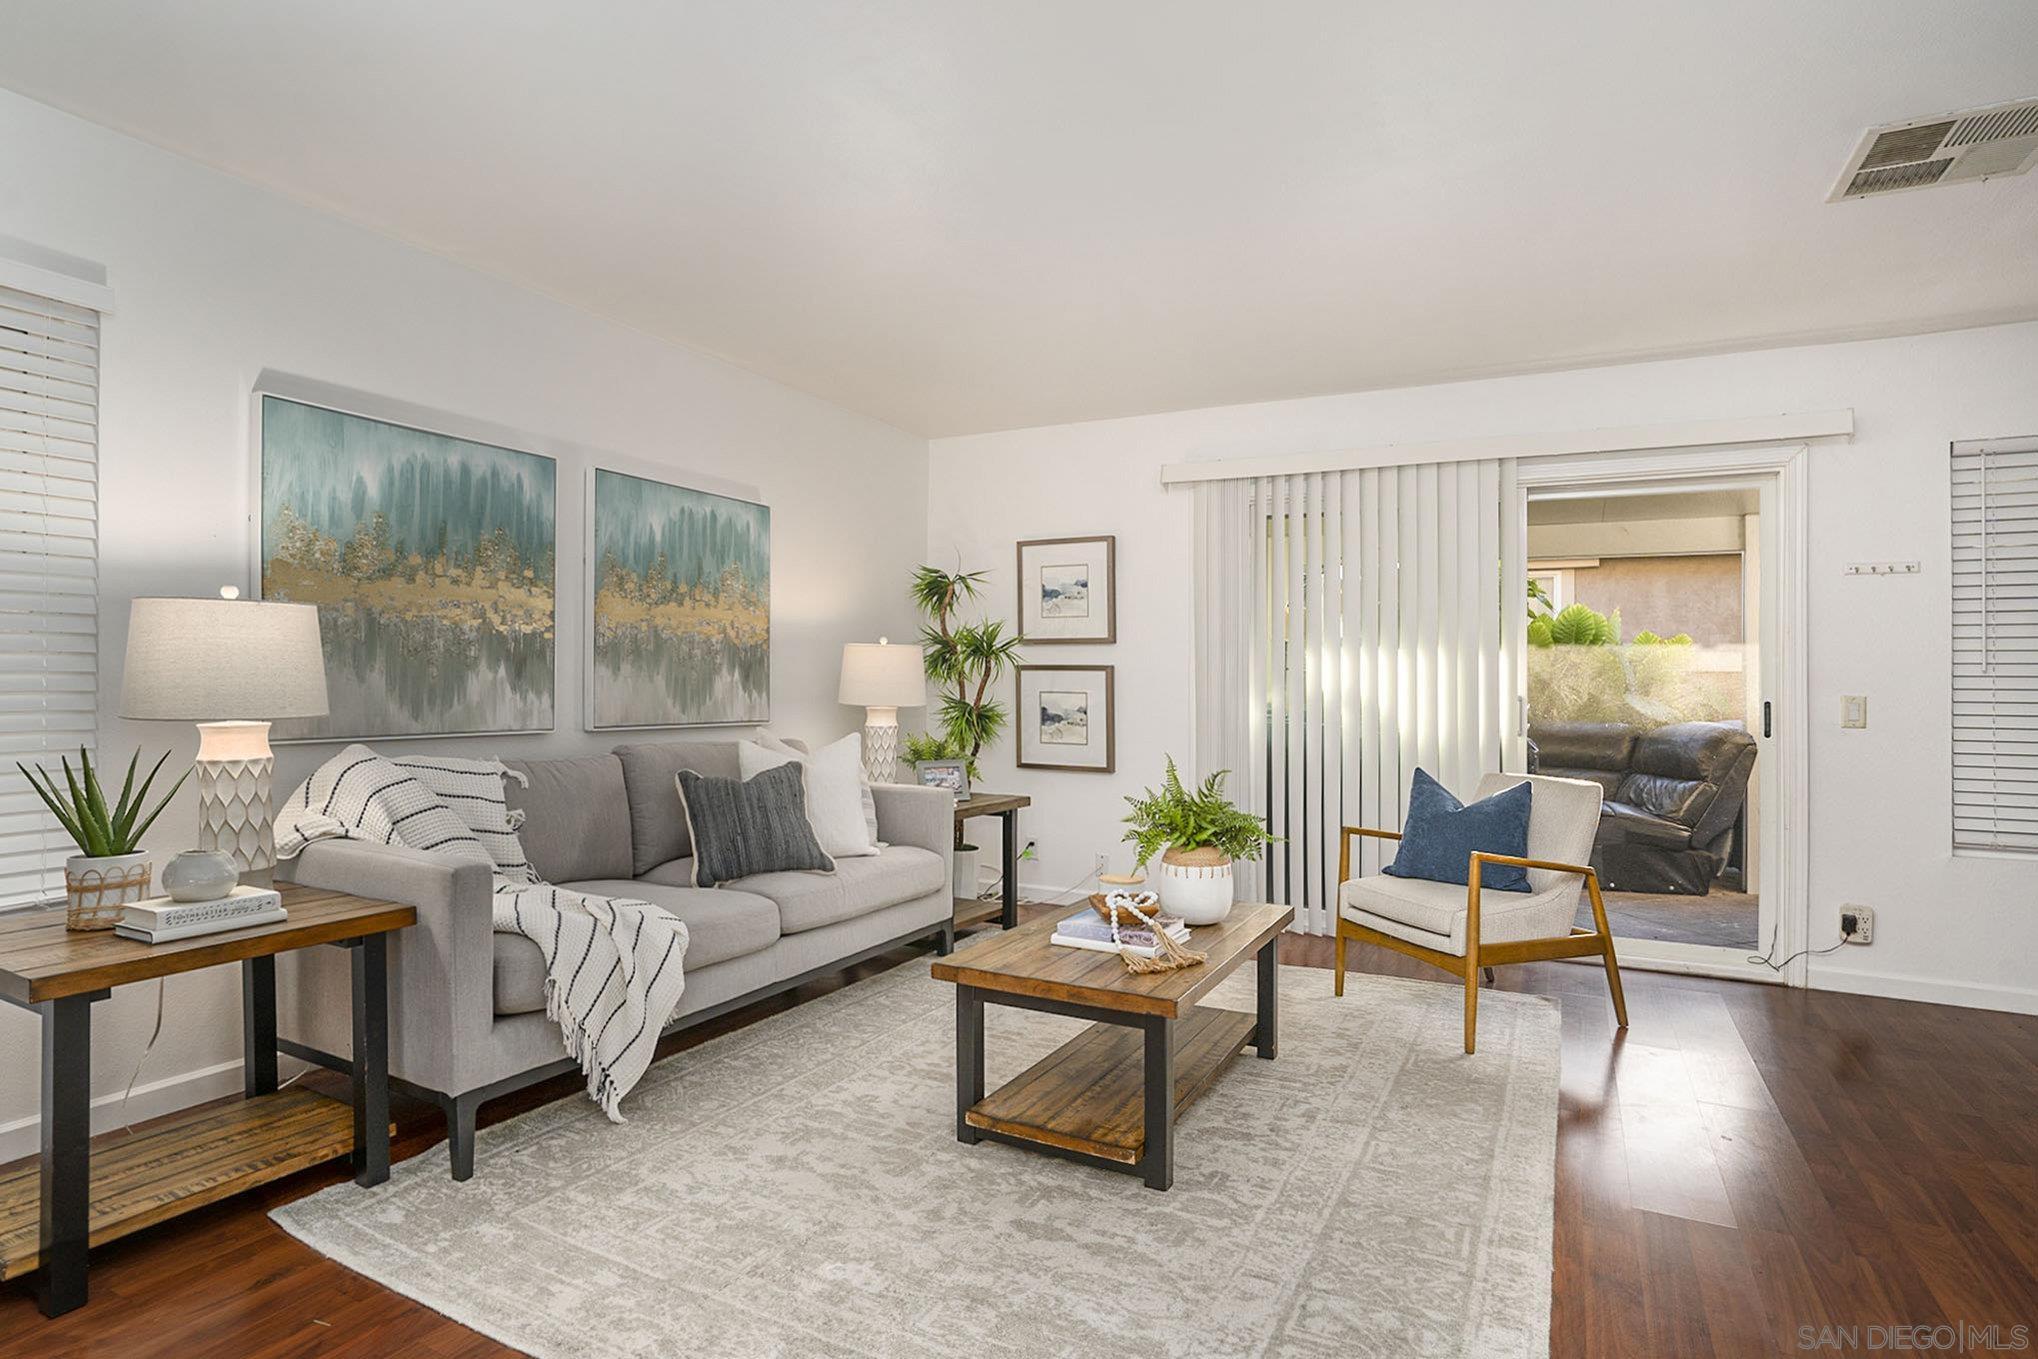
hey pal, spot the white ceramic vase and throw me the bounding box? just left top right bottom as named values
left=1156, top=846, right=1235, bottom=925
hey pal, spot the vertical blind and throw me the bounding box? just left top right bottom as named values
left=0, top=284, right=99, bottom=906
left=1193, top=460, right=1521, bottom=934
left=1952, top=437, right=2038, bottom=854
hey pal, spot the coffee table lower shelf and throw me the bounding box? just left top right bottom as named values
left=964, top=1006, right=1257, bottom=1165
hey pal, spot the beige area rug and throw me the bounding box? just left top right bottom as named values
left=272, top=960, right=1560, bottom=1358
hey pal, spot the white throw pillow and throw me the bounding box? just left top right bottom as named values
left=754, top=731, right=880, bottom=846
left=740, top=733, right=880, bottom=858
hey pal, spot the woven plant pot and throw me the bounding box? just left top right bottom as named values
left=1156, top=845, right=1235, bottom=925
left=64, top=852, right=152, bottom=931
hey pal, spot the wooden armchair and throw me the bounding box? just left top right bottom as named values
left=1333, top=772, right=1628, bottom=1054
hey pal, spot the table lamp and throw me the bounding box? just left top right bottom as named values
left=119, top=589, right=329, bottom=882
left=838, top=638, right=927, bottom=782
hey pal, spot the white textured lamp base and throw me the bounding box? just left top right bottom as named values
left=195, top=721, right=278, bottom=883
left=862, top=721, right=901, bottom=783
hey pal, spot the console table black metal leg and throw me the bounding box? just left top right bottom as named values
left=999, top=809, right=1019, bottom=929
left=956, top=984, right=985, bottom=1143
left=37, top=992, right=94, bottom=1316
left=1255, top=936, right=1278, bottom=1059
left=242, top=956, right=278, bottom=1096
left=1140, top=1016, right=1174, bottom=1190
left=348, top=935, right=391, bottom=1186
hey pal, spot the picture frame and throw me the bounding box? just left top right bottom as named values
left=252, top=386, right=558, bottom=742
left=1015, top=664, right=1115, bottom=772
left=585, top=463, right=771, bottom=731
left=1016, top=535, right=1116, bottom=643
left=915, top=758, right=971, bottom=801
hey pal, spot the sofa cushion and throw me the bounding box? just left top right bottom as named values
left=1536, top=765, right=1624, bottom=798
left=505, top=755, right=635, bottom=883
left=492, top=878, right=781, bottom=1015
left=1531, top=722, right=1637, bottom=772
left=1610, top=771, right=1714, bottom=825
left=730, top=845, right=946, bottom=934
left=677, top=764, right=836, bottom=887
left=614, top=741, right=743, bottom=875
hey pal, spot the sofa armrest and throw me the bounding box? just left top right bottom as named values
left=276, top=839, right=497, bottom=1097
left=871, top=783, right=954, bottom=863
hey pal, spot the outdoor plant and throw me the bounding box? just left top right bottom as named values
left=911, top=564, right=1022, bottom=778
left=17, top=747, right=188, bottom=857
left=1529, top=601, right=1622, bottom=648
left=1122, top=757, right=1276, bottom=868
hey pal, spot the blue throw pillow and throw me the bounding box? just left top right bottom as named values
left=1383, top=769, right=1534, bottom=892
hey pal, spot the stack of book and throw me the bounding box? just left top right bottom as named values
left=116, top=886, right=287, bottom=944
left=1050, top=909, right=1191, bottom=960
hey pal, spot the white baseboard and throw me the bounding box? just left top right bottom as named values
left=0, top=1058, right=254, bottom=1165
left=1806, top=964, right=2038, bottom=1015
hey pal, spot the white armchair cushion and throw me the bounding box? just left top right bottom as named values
left=1341, top=872, right=1585, bottom=957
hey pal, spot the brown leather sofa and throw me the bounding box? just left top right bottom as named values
left=1527, top=720, right=1757, bottom=895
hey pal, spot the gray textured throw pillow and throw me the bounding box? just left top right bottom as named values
left=675, top=762, right=837, bottom=888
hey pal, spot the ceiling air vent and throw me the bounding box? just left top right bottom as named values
left=1830, top=97, right=2038, bottom=201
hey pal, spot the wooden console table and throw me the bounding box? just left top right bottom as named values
left=0, top=882, right=413, bottom=1317
left=952, top=791, right=1030, bottom=931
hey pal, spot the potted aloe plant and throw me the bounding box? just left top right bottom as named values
left=1122, top=757, right=1275, bottom=925
left=18, top=747, right=187, bottom=930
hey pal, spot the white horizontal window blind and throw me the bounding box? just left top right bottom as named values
left=0, top=283, right=99, bottom=906
left=1953, top=437, right=2038, bottom=854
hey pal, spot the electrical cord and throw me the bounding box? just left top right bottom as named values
left=118, top=976, right=308, bottom=1137
left=1746, top=917, right=1855, bottom=973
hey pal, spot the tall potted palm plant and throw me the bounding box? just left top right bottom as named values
left=902, top=565, right=1022, bottom=898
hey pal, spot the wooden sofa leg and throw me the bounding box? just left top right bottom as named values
left=448, top=1092, right=482, bottom=1182
left=1333, top=928, right=1347, bottom=997
left=1463, top=961, right=1479, bottom=1055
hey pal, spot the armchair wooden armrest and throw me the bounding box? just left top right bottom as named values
left=1466, top=851, right=1596, bottom=881
left=1337, top=825, right=1401, bottom=883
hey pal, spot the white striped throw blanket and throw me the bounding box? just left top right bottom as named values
left=275, top=746, right=689, bottom=1120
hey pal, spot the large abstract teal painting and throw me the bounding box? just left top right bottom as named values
left=589, top=467, right=769, bottom=728
left=259, top=395, right=557, bottom=739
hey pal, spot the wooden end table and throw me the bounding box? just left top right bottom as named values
left=951, top=791, right=1030, bottom=931
left=930, top=902, right=1291, bottom=1190
left=0, top=882, right=413, bottom=1316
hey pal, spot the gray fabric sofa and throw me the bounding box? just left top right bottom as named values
left=274, top=738, right=954, bottom=1179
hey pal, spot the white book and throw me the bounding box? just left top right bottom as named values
left=123, top=886, right=281, bottom=929
left=115, top=905, right=288, bottom=944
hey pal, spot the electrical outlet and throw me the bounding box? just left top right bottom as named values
left=1840, top=904, right=1874, bottom=944
left=1093, top=852, right=1109, bottom=880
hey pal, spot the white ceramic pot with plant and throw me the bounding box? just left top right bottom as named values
left=1122, top=757, right=1276, bottom=927
left=20, top=747, right=188, bottom=931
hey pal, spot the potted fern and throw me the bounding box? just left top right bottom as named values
left=18, top=748, right=188, bottom=930
left=1122, top=757, right=1275, bottom=925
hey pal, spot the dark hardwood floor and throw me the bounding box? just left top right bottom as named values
left=4, top=904, right=2035, bottom=1357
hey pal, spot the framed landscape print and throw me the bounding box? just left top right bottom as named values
left=588, top=466, right=770, bottom=729
left=1015, top=664, right=1115, bottom=772
left=257, top=393, right=557, bottom=741
left=1016, top=535, right=1115, bottom=643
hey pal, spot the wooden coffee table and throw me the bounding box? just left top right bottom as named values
left=929, top=902, right=1291, bottom=1190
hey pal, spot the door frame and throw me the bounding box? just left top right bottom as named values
left=1515, top=443, right=1810, bottom=987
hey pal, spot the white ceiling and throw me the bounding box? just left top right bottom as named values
left=4, top=2, right=2037, bottom=436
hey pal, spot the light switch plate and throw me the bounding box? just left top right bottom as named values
left=1840, top=695, right=1868, bottom=729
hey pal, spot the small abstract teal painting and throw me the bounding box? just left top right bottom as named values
left=590, top=468, right=769, bottom=728
left=259, top=395, right=557, bottom=739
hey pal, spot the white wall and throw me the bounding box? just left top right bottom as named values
left=930, top=321, right=2038, bottom=1015
left=0, top=89, right=928, bottom=1158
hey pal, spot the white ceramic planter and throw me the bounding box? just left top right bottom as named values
left=64, top=851, right=152, bottom=931
left=1156, top=846, right=1235, bottom=925
left=953, top=843, right=980, bottom=902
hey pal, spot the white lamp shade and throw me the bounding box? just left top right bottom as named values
left=120, top=597, right=330, bottom=721
left=838, top=641, right=926, bottom=708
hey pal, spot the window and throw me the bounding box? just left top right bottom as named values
left=0, top=283, right=99, bottom=906
left=1952, top=437, right=2038, bottom=854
